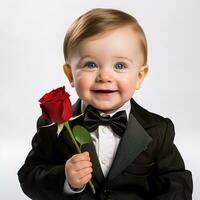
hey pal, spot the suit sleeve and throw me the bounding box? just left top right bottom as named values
left=17, top=119, right=81, bottom=200
left=152, top=118, right=193, bottom=200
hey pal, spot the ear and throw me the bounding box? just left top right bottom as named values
left=63, top=64, right=74, bottom=87
left=135, top=65, right=149, bottom=90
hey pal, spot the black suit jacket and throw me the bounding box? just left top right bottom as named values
left=18, top=99, right=193, bottom=200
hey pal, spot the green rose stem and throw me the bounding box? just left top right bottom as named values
left=64, top=122, right=96, bottom=194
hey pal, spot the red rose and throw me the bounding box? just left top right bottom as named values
left=38, top=86, right=95, bottom=194
left=39, top=86, right=72, bottom=123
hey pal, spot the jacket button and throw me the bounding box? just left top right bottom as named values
left=103, top=188, right=110, bottom=196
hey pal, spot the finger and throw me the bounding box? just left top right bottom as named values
left=71, top=152, right=90, bottom=163
left=73, top=161, right=92, bottom=171
left=76, top=167, right=93, bottom=179
left=79, top=173, right=92, bottom=185
left=82, top=151, right=89, bottom=157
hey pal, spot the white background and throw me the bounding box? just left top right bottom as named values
left=0, top=0, right=199, bottom=199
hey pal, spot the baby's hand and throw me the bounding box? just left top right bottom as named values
left=65, top=151, right=93, bottom=190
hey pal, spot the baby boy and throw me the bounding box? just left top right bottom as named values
left=18, top=8, right=193, bottom=200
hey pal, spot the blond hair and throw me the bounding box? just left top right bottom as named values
left=63, top=8, right=147, bottom=65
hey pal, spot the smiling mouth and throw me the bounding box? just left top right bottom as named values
left=92, top=90, right=117, bottom=94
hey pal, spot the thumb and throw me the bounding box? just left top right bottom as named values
left=83, top=151, right=89, bottom=157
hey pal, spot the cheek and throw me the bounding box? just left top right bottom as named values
left=74, top=74, right=92, bottom=92
left=118, top=74, right=138, bottom=93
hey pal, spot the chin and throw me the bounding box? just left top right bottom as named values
left=94, top=104, right=119, bottom=113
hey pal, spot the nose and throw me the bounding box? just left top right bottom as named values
left=96, top=67, right=113, bottom=82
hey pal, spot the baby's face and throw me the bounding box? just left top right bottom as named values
left=68, top=25, right=148, bottom=112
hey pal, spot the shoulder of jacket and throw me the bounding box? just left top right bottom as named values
left=131, top=98, right=173, bottom=128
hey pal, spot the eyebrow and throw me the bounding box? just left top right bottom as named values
left=79, top=55, right=133, bottom=63
left=113, top=56, right=133, bottom=63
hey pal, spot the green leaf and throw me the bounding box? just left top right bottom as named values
left=73, top=125, right=92, bottom=145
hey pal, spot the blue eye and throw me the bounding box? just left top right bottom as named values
left=115, top=63, right=125, bottom=69
left=85, top=62, right=97, bottom=68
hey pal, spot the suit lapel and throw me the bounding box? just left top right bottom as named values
left=107, top=112, right=152, bottom=181
left=107, top=98, right=156, bottom=181
left=81, top=141, right=105, bottom=186
left=59, top=100, right=105, bottom=186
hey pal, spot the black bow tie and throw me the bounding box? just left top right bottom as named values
left=83, top=105, right=127, bottom=137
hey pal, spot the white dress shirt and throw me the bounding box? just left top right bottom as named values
left=63, top=100, right=131, bottom=194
